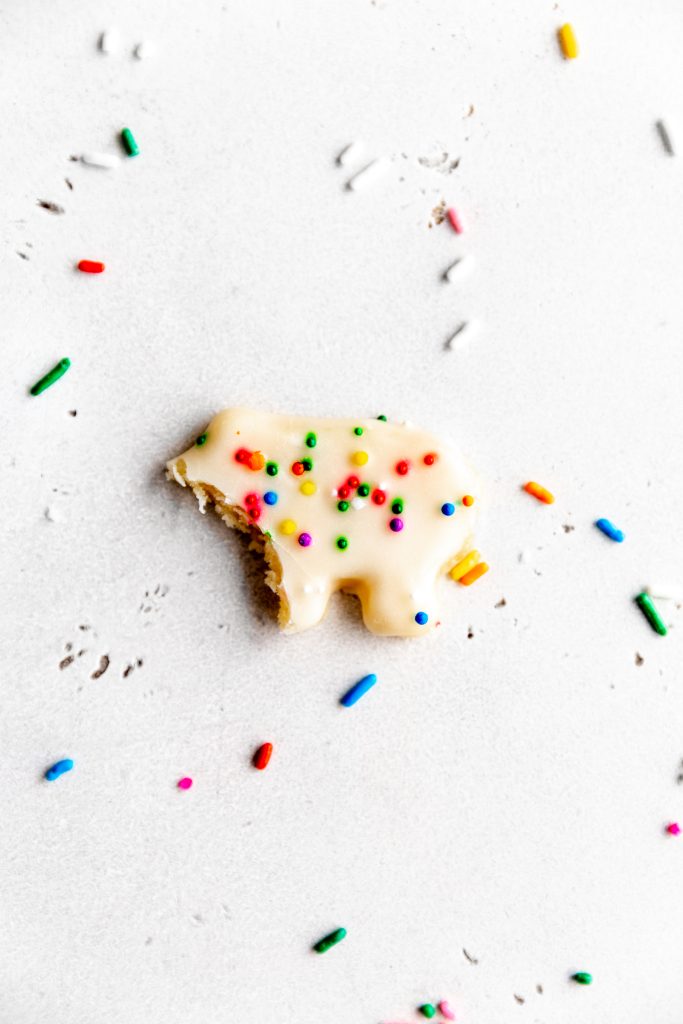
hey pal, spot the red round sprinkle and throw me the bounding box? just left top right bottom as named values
left=371, top=489, right=386, bottom=505
left=253, top=742, right=273, bottom=771
left=396, top=460, right=409, bottom=476
left=245, top=492, right=259, bottom=506
left=77, top=259, right=105, bottom=274
left=249, top=507, right=262, bottom=521
left=292, top=461, right=305, bottom=476
left=423, top=452, right=437, bottom=466
left=338, top=485, right=351, bottom=500
left=235, top=448, right=251, bottom=464
left=347, top=475, right=360, bottom=489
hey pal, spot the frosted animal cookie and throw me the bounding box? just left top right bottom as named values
left=167, top=409, right=482, bottom=637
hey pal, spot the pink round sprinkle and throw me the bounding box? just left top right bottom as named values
left=438, top=1000, right=456, bottom=1020
left=666, top=822, right=680, bottom=835
left=177, top=777, right=193, bottom=790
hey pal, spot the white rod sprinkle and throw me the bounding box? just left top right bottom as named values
left=338, top=141, right=364, bottom=166
left=445, top=319, right=479, bottom=351
left=99, top=29, right=120, bottom=54
left=81, top=152, right=121, bottom=169
left=347, top=158, right=388, bottom=192
left=646, top=583, right=682, bottom=601
left=656, top=119, right=675, bottom=156
left=133, top=41, right=156, bottom=60
left=444, top=254, right=475, bottom=283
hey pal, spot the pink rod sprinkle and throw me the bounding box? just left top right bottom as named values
left=666, top=822, right=680, bottom=835
left=438, top=1000, right=456, bottom=1020
left=177, top=777, right=193, bottom=790
left=446, top=207, right=463, bottom=234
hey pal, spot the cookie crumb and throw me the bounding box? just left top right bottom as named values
left=91, top=654, right=110, bottom=679
left=59, top=655, right=74, bottom=670
left=64, top=178, right=73, bottom=190
left=562, top=524, right=575, bottom=533
left=68, top=410, right=77, bottom=417
left=37, top=199, right=65, bottom=214
left=463, top=948, right=479, bottom=964
left=635, top=652, right=644, bottom=666
left=495, top=597, right=507, bottom=608
left=513, top=994, right=525, bottom=1005
left=536, top=984, right=543, bottom=994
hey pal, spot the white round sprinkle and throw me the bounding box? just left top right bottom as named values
left=347, top=158, right=389, bottom=192
left=133, top=40, right=156, bottom=60
left=81, top=152, right=121, bottom=169
left=351, top=498, right=366, bottom=510
left=444, top=255, right=475, bottom=283
left=337, top=141, right=364, bottom=166
left=99, top=29, right=120, bottom=55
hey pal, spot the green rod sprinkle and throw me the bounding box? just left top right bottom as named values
left=121, top=127, right=140, bottom=157
left=313, top=927, right=347, bottom=953
left=572, top=972, right=593, bottom=985
left=30, top=358, right=71, bottom=396
left=635, top=592, right=667, bottom=635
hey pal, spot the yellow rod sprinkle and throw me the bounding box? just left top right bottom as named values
left=558, top=23, right=579, bottom=59
left=450, top=550, right=480, bottom=582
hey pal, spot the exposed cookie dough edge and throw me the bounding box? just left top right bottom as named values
left=166, top=457, right=292, bottom=630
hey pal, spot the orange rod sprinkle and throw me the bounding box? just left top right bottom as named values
left=460, top=562, right=489, bottom=586
left=523, top=481, right=554, bottom=504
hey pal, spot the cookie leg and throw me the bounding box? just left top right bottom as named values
left=357, top=577, right=437, bottom=636
left=280, top=580, right=332, bottom=633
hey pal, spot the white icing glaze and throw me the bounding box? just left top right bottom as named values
left=167, top=408, right=481, bottom=637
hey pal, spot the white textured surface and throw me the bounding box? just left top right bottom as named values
left=2, top=1, right=683, bottom=1022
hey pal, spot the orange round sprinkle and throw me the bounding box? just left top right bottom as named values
left=524, top=481, right=554, bottom=504
left=248, top=451, right=265, bottom=471
left=462, top=494, right=474, bottom=507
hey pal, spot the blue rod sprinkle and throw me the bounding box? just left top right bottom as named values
left=340, top=673, right=377, bottom=707
left=45, top=758, right=74, bottom=781
left=595, top=518, right=624, bottom=543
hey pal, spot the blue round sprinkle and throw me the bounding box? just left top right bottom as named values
left=263, top=491, right=278, bottom=506
left=441, top=502, right=455, bottom=516
left=415, top=611, right=429, bottom=625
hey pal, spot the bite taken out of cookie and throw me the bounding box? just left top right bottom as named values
left=167, top=408, right=484, bottom=637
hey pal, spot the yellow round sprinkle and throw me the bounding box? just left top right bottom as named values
left=351, top=451, right=368, bottom=466
left=279, top=519, right=297, bottom=535
left=300, top=480, right=317, bottom=496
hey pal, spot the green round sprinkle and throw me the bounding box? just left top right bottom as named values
left=357, top=483, right=370, bottom=497
left=266, top=462, right=279, bottom=476
left=353, top=426, right=363, bottom=436
left=313, top=926, right=347, bottom=953
left=121, top=127, right=140, bottom=157
left=572, top=972, right=593, bottom=985
left=195, top=433, right=208, bottom=446
left=337, top=500, right=349, bottom=512
left=391, top=498, right=404, bottom=514
left=30, top=358, right=71, bottom=396
left=336, top=536, right=349, bottom=550
left=418, top=1006, right=436, bottom=1019
left=302, top=457, right=313, bottom=471
left=305, top=432, right=317, bottom=448
left=377, top=414, right=387, bottom=421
